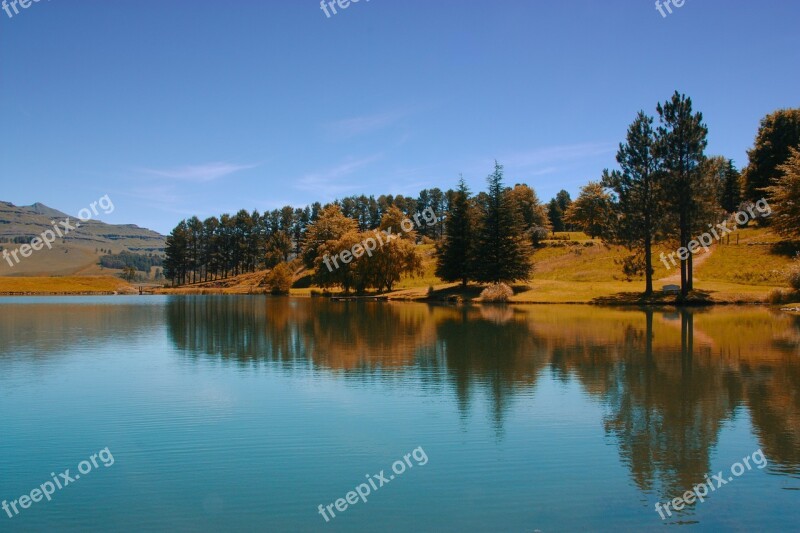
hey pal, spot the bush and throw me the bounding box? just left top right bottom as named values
left=769, top=289, right=789, bottom=305
left=789, top=262, right=800, bottom=291
left=530, top=227, right=550, bottom=246
left=479, top=283, right=514, bottom=302
left=263, top=263, right=294, bottom=295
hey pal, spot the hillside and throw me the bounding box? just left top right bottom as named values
left=0, top=201, right=165, bottom=277
left=156, top=227, right=798, bottom=305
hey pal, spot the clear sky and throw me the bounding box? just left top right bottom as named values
left=1, top=0, right=798, bottom=234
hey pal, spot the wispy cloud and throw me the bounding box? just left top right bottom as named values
left=295, top=154, right=383, bottom=196
left=528, top=166, right=559, bottom=177
left=501, top=142, right=615, bottom=169
left=323, top=109, right=412, bottom=139
left=140, top=162, right=257, bottom=183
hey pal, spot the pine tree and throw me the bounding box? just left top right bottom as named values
left=656, top=92, right=709, bottom=296
left=436, top=177, right=474, bottom=286
left=719, top=159, right=741, bottom=213
left=548, top=199, right=565, bottom=232
left=602, top=111, right=662, bottom=295
left=765, top=146, right=800, bottom=238
left=742, top=108, right=800, bottom=201
left=164, top=220, right=189, bottom=285
left=472, top=162, right=533, bottom=283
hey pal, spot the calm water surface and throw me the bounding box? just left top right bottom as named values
left=0, top=296, right=798, bottom=532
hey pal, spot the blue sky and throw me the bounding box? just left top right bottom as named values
left=1, top=0, right=798, bottom=234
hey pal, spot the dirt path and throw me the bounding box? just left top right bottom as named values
left=657, top=247, right=715, bottom=284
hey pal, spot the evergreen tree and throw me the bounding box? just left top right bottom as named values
left=556, top=189, right=575, bottom=231
left=719, top=159, right=742, bottom=213
left=472, top=162, right=533, bottom=283
left=164, top=220, right=188, bottom=285
left=742, top=108, right=800, bottom=201
left=202, top=216, right=220, bottom=282
left=602, top=111, right=662, bottom=295
left=548, top=198, right=565, bottom=232
left=765, top=146, right=800, bottom=239
left=186, top=216, right=203, bottom=283
left=656, top=92, right=709, bottom=296
left=436, top=177, right=475, bottom=287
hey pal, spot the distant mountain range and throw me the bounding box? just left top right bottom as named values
left=0, top=201, right=165, bottom=277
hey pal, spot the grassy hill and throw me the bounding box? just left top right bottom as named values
left=0, top=201, right=165, bottom=277
left=155, top=227, right=799, bottom=305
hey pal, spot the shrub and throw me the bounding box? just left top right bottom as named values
left=263, top=263, right=294, bottom=295
left=789, top=261, right=800, bottom=291
left=769, top=289, right=788, bottom=305
left=530, top=227, right=550, bottom=246
left=479, top=282, right=514, bottom=302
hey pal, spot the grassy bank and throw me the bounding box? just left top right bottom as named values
left=0, top=276, right=136, bottom=295
left=5, top=227, right=796, bottom=306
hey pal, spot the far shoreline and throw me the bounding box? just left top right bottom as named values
left=3, top=287, right=797, bottom=313
left=0, top=273, right=797, bottom=310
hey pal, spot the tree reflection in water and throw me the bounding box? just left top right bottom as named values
left=166, top=297, right=800, bottom=500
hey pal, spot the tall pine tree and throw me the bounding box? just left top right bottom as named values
left=719, top=159, right=741, bottom=213
left=602, top=111, right=662, bottom=295
left=656, top=92, right=709, bottom=296
left=473, top=162, right=533, bottom=283
left=436, top=177, right=475, bottom=287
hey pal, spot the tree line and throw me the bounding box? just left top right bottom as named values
left=99, top=251, right=162, bottom=272
left=164, top=168, right=551, bottom=289
left=164, top=190, right=449, bottom=285
left=164, top=97, right=800, bottom=297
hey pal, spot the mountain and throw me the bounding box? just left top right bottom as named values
left=0, top=201, right=165, bottom=277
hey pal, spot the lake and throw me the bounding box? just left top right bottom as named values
left=0, top=296, right=798, bottom=532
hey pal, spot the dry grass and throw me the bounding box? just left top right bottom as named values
left=10, top=228, right=795, bottom=304
left=0, top=276, right=135, bottom=295
left=693, top=227, right=795, bottom=285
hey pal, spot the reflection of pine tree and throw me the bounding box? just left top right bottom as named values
left=597, top=310, right=735, bottom=498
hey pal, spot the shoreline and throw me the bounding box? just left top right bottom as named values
left=2, top=289, right=797, bottom=312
